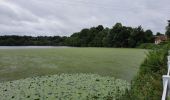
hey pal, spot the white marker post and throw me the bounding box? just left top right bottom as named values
left=162, top=56, right=170, bottom=100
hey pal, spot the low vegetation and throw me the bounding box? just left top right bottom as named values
left=0, top=48, right=146, bottom=82
left=0, top=74, right=129, bottom=100
left=122, top=44, right=169, bottom=99
left=137, top=43, right=159, bottom=49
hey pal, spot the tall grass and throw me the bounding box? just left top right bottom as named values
left=122, top=45, right=169, bottom=100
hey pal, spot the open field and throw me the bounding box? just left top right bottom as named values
left=0, top=47, right=147, bottom=82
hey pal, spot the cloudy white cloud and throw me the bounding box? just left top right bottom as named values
left=0, top=0, right=169, bottom=36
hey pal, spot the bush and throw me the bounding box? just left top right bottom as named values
left=122, top=45, right=169, bottom=100
left=137, top=43, right=160, bottom=49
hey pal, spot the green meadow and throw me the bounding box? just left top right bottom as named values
left=0, top=47, right=146, bottom=82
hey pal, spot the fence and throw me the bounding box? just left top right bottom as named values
left=162, top=56, right=170, bottom=100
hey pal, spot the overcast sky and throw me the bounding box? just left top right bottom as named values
left=0, top=0, right=169, bottom=36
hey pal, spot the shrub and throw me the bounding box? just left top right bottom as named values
left=122, top=45, right=169, bottom=100
left=137, top=43, right=160, bottom=49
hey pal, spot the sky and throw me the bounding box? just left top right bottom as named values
left=0, top=0, right=169, bottom=36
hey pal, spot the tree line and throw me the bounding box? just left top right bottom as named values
left=0, top=36, right=67, bottom=46
left=66, top=23, right=154, bottom=47
left=0, top=23, right=155, bottom=47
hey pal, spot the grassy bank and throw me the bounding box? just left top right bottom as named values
left=122, top=46, right=169, bottom=99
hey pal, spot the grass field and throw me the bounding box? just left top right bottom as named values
left=0, top=47, right=146, bottom=82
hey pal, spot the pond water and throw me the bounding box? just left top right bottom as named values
left=0, top=46, right=70, bottom=49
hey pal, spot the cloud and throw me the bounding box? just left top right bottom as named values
left=0, top=0, right=169, bottom=36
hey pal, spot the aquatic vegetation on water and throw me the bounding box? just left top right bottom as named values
left=0, top=74, right=129, bottom=100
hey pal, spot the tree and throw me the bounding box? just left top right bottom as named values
left=166, top=20, right=170, bottom=38
left=128, top=26, right=144, bottom=47
left=90, top=29, right=107, bottom=47
left=0, top=23, right=154, bottom=47
left=156, top=32, right=163, bottom=36
left=96, top=25, right=104, bottom=31
left=102, top=28, right=111, bottom=47
left=144, top=30, right=154, bottom=43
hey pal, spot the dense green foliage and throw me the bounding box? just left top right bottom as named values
left=0, top=47, right=146, bottom=82
left=67, top=23, right=154, bottom=47
left=137, top=43, right=160, bottom=49
left=122, top=45, right=169, bottom=100
left=0, top=74, right=129, bottom=100
left=166, top=20, right=170, bottom=38
left=0, top=36, right=67, bottom=46
left=0, top=23, right=154, bottom=47
left=137, top=40, right=170, bottom=50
